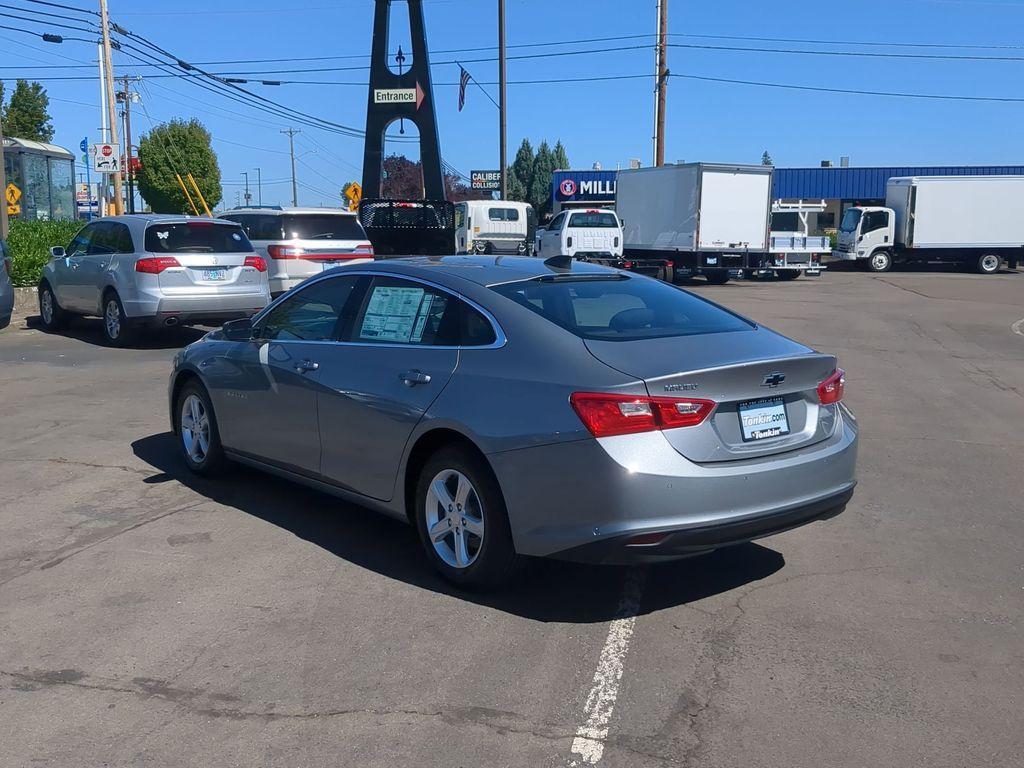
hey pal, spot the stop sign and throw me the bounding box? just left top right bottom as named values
left=101, top=145, right=113, bottom=157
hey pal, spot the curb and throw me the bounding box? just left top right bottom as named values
left=12, top=286, right=38, bottom=320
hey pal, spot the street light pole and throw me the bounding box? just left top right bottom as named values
left=498, top=0, right=507, bottom=199
left=254, top=167, right=262, bottom=206
left=241, top=171, right=251, bottom=205
left=281, top=128, right=300, bottom=207
left=99, top=0, right=124, bottom=214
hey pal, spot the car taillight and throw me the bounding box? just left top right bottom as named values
left=267, top=244, right=304, bottom=259
left=135, top=257, right=181, bottom=274
left=244, top=255, right=267, bottom=272
left=570, top=392, right=716, bottom=438
left=817, top=368, right=845, bottom=405
left=354, top=243, right=374, bottom=256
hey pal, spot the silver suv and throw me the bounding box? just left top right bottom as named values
left=38, top=215, right=271, bottom=346
left=220, top=206, right=374, bottom=296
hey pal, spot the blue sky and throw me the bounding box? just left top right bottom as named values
left=4, top=0, right=1024, bottom=207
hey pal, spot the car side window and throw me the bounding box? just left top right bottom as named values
left=111, top=223, right=134, bottom=253
left=351, top=277, right=466, bottom=346
left=548, top=212, right=566, bottom=232
left=863, top=211, right=889, bottom=234
left=68, top=223, right=98, bottom=256
left=257, top=276, right=360, bottom=341
left=87, top=223, right=117, bottom=255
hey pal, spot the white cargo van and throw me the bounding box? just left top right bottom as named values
left=454, top=200, right=535, bottom=255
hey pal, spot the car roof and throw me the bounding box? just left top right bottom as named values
left=365, top=255, right=620, bottom=288
left=221, top=206, right=356, bottom=216
left=102, top=214, right=242, bottom=227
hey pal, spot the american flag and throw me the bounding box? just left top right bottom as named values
left=458, top=66, right=471, bottom=111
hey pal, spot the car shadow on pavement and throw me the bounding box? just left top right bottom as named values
left=25, top=314, right=208, bottom=349
left=133, top=432, right=786, bottom=623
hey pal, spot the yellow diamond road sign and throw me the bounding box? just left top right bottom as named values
left=5, top=182, right=21, bottom=205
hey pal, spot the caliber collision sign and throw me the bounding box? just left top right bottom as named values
left=470, top=170, right=502, bottom=191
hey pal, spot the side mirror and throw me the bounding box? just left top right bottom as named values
left=50, top=246, right=66, bottom=259
left=222, top=317, right=254, bottom=341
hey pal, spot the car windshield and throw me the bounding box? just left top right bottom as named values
left=144, top=222, right=252, bottom=253
left=281, top=214, right=366, bottom=241
left=840, top=209, right=862, bottom=233
left=568, top=212, right=618, bottom=228
left=491, top=276, right=753, bottom=341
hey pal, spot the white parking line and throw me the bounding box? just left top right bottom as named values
left=567, top=569, right=647, bottom=766
left=1013, top=317, right=1024, bottom=337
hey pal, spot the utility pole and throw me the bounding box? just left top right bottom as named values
left=253, top=167, right=262, bottom=206
left=0, top=104, right=8, bottom=239
left=654, top=0, right=669, bottom=167
left=118, top=76, right=138, bottom=214
left=241, top=171, right=251, bottom=206
left=281, top=128, right=299, bottom=206
left=99, top=0, right=124, bottom=214
left=498, top=0, right=508, bottom=199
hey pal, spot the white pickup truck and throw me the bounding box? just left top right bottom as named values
left=534, top=209, right=668, bottom=278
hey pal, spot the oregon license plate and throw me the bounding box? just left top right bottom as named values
left=738, top=396, right=790, bottom=441
left=203, top=268, right=226, bottom=281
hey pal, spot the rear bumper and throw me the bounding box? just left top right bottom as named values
left=489, top=405, right=858, bottom=561
left=270, top=260, right=372, bottom=295
left=125, top=290, right=270, bottom=324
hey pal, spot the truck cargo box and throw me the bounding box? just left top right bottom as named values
left=616, top=163, right=773, bottom=254
left=887, top=176, right=1024, bottom=250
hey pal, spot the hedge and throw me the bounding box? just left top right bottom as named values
left=5, top=219, right=85, bottom=287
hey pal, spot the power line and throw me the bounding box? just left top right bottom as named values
left=16, top=0, right=96, bottom=15
left=675, top=32, right=1024, bottom=51
left=667, top=41, right=1024, bottom=62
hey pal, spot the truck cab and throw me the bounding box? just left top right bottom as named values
left=837, top=206, right=895, bottom=272
left=455, top=200, right=535, bottom=255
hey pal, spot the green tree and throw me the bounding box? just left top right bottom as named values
left=761, top=150, right=773, bottom=166
left=552, top=140, right=570, bottom=173
left=137, top=119, right=222, bottom=213
left=507, top=138, right=534, bottom=202
left=2, top=79, right=54, bottom=142
left=529, top=140, right=557, bottom=218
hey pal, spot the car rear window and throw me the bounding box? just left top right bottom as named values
left=281, top=214, right=366, bottom=241
left=491, top=276, right=752, bottom=341
left=144, top=222, right=252, bottom=253
left=568, top=212, right=618, bottom=228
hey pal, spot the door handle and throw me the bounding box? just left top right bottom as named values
left=401, top=370, right=432, bottom=386
left=294, top=359, right=319, bottom=373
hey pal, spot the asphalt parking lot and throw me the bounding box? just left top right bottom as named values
left=1, top=264, right=1022, bottom=767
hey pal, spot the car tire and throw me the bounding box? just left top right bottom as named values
left=775, top=270, right=801, bottom=281
left=705, top=271, right=730, bottom=285
left=414, top=446, right=518, bottom=589
left=866, top=250, right=893, bottom=272
left=101, top=291, right=136, bottom=347
left=176, top=380, right=228, bottom=476
left=976, top=253, right=1001, bottom=275
left=38, top=281, right=69, bottom=330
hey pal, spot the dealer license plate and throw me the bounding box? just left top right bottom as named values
left=321, top=260, right=342, bottom=271
left=202, top=268, right=226, bottom=281
left=738, top=396, right=790, bottom=442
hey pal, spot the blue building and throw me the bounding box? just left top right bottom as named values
left=773, top=165, right=1024, bottom=230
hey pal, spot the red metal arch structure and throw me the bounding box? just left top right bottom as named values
left=361, top=0, right=445, bottom=200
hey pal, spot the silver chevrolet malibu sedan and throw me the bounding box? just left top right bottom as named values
left=168, top=256, right=858, bottom=588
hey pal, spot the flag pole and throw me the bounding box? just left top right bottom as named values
left=498, top=0, right=507, bottom=200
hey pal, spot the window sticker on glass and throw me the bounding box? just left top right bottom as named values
left=359, top=286, right=431, bottom=343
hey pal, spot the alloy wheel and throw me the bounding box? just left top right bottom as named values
left=105, top=299, right=121, bottom=340
left=180, top=394, right=211, bottom=464
left=41, top=290, right=53, bottom=324
left=424, top=469, right=485, bottom=569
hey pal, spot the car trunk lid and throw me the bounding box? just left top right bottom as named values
left=584, top=328, right=839, bottom=462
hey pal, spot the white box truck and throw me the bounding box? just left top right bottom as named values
left=616, top=163, right=773, bottom=284
left=836, top=176, right=1024, bottom=274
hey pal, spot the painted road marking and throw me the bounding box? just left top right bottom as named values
left=1012, top=317, right=1024, bottom=337
left=567, top=569, right=647, bottom=766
